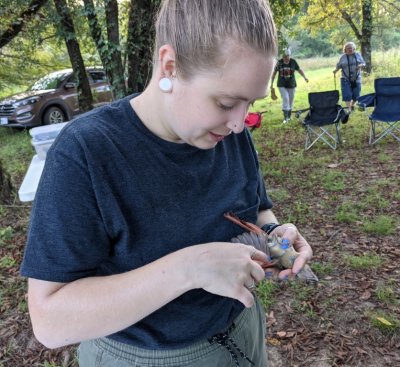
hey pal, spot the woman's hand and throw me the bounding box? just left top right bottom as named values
left=184, top=242, right=269, bottom=308
left=265, top=223, right=313, bottom=280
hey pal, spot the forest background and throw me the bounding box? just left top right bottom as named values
left=1, top=0, right=400, bottom=102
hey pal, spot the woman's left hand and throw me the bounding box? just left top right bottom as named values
left=265, top=223, right=313, bottom=280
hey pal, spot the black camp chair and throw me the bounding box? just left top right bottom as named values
left=296, top=90, right=348, bottom=150
left=357, top=77, right=400, bottom=145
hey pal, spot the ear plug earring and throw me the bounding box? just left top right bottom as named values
left=159, top=77, right=173, bottom=93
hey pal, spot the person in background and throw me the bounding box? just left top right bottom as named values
left=20, top=1, right=313, bottom=366
left=270, top=47, right=309, bottom=123
left=333, top=41, right=366, bottom=111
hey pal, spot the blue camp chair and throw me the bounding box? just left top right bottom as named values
left=357, top=77, right=400, bottom=145
left=296, top=90, right=348, bottom=150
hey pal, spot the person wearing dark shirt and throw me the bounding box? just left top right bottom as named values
left=271, top=48, right=309, bottom=123
left=20, top=1, right=313, bottom=366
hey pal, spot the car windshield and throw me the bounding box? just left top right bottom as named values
left=29, top=71, right=71, bottom=91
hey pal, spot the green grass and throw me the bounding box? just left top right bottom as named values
left=322, top=170, right=346, bottom=192
left=310, top=261, right=334, bottom=276
left=256, top=279, right=279, bottom=310
left=362, top=215, right=396, bottom=235
left=0, top=128, right=32, bottom=180
left=360, top=188, right=390, bottom=210
left=336, top=202, right=360, bottom=223
left=368, top=310, right=400, bottom=336
left=0, top=226, right=13, bottom=244
left=288, top=282, right=318, bottom=318
left=0, top=255, right=17, bottom=268
left=343, top=253, right=385, bottom=270
left=375, top=281, right=399, bottom=306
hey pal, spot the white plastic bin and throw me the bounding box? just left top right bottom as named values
left=31, top=138, right=54, bottom=160
left=18, top=155, right=46, bottom=202
left=30, top=122, right=68, bottom=142
left=29, top=122, right=68, bottom=160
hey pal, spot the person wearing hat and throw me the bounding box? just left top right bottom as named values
left=271, top=48, right=309, bottom=123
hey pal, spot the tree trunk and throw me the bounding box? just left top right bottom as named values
left=0, top=0, right=48, bottom=49
left=83, top=0, right=113, bottom=98
left=361, top=0, right=373, bottom=73
left=53, top=0, right=93, bottom=112
left=104, top=0, right=126, bottom=99
left=126, top=0, right=160, bottom=93
left=340, top=2, right=373, bottom=73
left=0, top=163, right=13, bottom=204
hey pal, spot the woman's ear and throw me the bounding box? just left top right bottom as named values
left=158, top=45, right=177, bottom=78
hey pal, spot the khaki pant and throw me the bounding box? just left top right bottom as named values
left=78, top=297, right=267, bottom=367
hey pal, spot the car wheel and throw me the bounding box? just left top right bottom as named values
left=43, top=106, right=65, bottom=125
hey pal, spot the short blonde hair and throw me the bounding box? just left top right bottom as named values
left=154, top=0, right=277, bottom=79
left=343, top=42, right=356, bottom=52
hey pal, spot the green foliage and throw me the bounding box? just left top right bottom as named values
left=0, top=1, right=72, bottom=92
left=371, top=48, right=400, bottom=78
left=289, top=28, right=337, bottom=58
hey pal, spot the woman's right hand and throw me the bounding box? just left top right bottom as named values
left=183, top=242, right=269, bottom=308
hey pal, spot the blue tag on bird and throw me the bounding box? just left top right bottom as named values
left=280, top=238, right=290, bottom=250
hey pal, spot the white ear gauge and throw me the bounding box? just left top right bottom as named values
left=158, top=77, right=173, bottom=93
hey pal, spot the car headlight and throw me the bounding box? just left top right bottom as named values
left=14, top=96, right=40, bottom=107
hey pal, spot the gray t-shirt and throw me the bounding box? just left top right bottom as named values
left=336, top=52, right=365, bottom=82
left=20, top=94, right=272, bottom=349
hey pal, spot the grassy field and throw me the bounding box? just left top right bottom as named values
left=250, top=61, right=400, bottom=365
left=0, top=59, right=399, bottom=366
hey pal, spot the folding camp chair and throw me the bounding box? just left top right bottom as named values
left=357, top=77, right=400, bottom=145
left=296, top=90, right=348, bottom=150
left=245, top=110, right=268, bottom=132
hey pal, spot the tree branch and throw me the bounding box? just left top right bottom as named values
left=339, top=8, right=362, bottom=40
left=0, top=0, right=48, bottom=49
left=381, top=0, right=400, bottom=13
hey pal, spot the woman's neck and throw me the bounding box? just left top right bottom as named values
left=130, top=84, right=180, bottom=143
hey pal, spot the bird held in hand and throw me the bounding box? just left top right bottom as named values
left=225, top=213, right=319, bottom=284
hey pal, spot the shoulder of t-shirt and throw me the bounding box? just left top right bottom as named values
left=292, top=59, right=300, bottom=68
left=58, top=95, right=137, bottom=141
